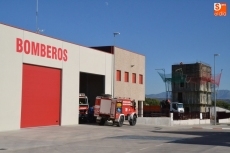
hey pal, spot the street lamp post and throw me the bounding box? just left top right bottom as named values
left=155, top=68, right=167, bottom=100
left=113, top=32, right=120, bottom=46
left=112, top=32, right=120, bottom=97
left=214, top=54, right=220, bottom=125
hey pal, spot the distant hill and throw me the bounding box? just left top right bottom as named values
left=145, top=92, right=168, bottom=99
left=146, top=90, right=230, bottom=101
left=215, top=90, right=230, bottom=100
left=145, top=92, right=172, bottom=101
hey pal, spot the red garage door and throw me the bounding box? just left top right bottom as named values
left=21, top=64, right=61, bottom=128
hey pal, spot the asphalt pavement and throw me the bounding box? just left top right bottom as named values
left=0, top=122, right=229, bottom=153
left=191, top=123, right=230, bottom=130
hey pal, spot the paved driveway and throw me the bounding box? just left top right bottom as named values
left=0, top=123, right=229, bottom=153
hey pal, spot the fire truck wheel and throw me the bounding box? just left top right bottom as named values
left=117, top=116, right=124, bottom=127
left=129, top=115, right=137, bottom=126
left=98, top=119, right=106, bottom=126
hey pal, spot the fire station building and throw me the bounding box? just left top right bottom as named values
left=0, top=23, right=145, bottom=132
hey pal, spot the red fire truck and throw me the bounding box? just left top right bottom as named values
left=79, top=93, right=89, bottom=121
left=94, top=94, right=137, bottom=127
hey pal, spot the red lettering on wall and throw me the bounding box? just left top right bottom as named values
left=16, top=38, right=23, bottom=52
left=63, top=49, right=68, bottom=61
left=16, top=38, right=68, bottom=61
left=47, top=45, right=51, bottom=58
left=58, top=48, right=62, bottom=60
left=31, top=42, right=40, bottom=56
left=24, top=40, right=30, bottom=54
left=40, top=44, right=46, bottom=57
left=52, top=47, right=57, bottom=60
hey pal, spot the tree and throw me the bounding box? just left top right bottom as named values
left=212, top=100, right=230, bottom=110
left=144, top=98, right=160, bottom=106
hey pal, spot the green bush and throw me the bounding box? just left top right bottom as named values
left=212, top=100, right=230, bottom=110
left=144, top=98, right=160, bottom=106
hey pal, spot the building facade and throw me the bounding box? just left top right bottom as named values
left=0, top=23, right=145, bottom=132
left=91, top=46, right=145, bottom=116
left=114, top=47, right=145, bottom=117
left=172, top=62, right=212, bottom=112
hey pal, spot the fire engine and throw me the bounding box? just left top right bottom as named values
left=94, top=94, right=137, bottom=127
left=79, top=93, right=89, bottom=121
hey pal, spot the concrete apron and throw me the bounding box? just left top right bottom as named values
left=136, top=117, right=230, bottom=126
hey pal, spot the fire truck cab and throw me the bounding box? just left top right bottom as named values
left=94, top=94, right=137, bottom=127
left=79, top=93, right=89, bottom=121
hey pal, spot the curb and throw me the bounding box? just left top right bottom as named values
left=192, top=127, right=230, bottom=130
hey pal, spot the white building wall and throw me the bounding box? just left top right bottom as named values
left=61, top=43, right=80, bottom=125
left=80, top=47, right=107, bottom=75
left=79, top=46, right=113, bottom=94
left=0, top=24, right=23, bottom=131
left=0, top=24, right=112, bottom=131
left=105, top=54, right=113, bottom=94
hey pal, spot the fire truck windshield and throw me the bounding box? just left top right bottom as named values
left=79, top=98, right=88, bottom=105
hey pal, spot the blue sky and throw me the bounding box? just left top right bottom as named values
left=0, top=0, right=229, bottom=94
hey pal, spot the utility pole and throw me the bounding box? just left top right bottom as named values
left=36, top=0, right=38, bottom=32
left=214, top=54, right=220, bottom=125
left=35, top=0, right=44, bottom=33
left=112, top=32, right=120, bottom=98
